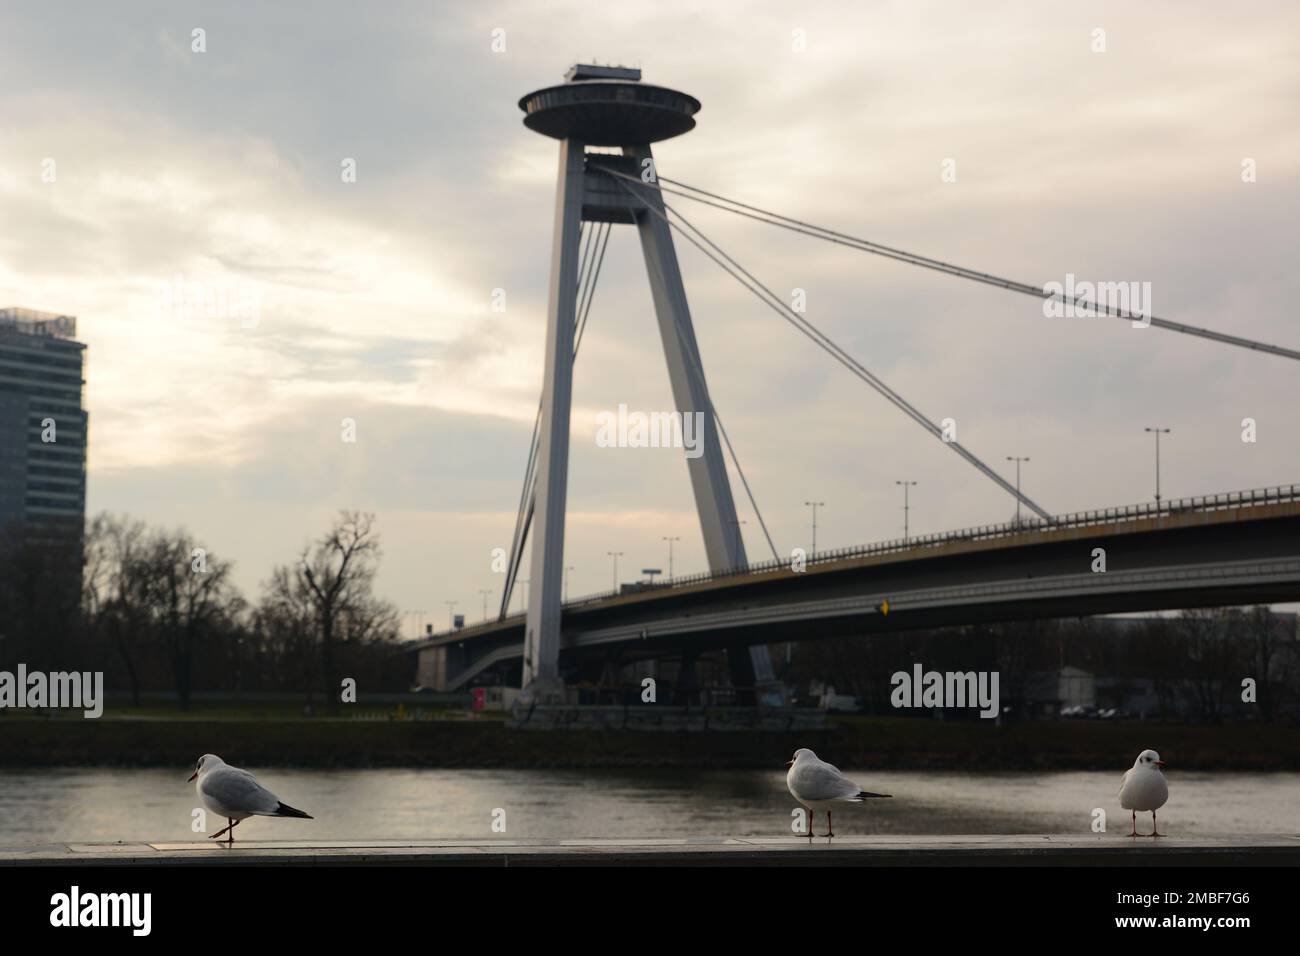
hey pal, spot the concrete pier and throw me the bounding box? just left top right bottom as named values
left=2, top=835, right=1296, bottom=866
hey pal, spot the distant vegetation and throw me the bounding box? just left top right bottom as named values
left=0, top=511, right=408, bottom=710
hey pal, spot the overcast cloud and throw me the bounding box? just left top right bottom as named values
left=2, top=0, right=1297, bottom=631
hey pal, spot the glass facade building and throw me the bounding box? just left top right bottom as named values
left=0, top=307, right=88, bottom=532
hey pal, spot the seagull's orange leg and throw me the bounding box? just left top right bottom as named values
left=1150, top=811, right=1163, bottom=838
left=822, top=810, right=834, bottom=839
left=1128, top=810, right=1138, bottom=838
left=807, top=809, right=814, bottom=841
left=210, top=818, right=241, bottom=844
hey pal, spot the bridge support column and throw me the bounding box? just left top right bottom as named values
left=675, top=649, right=700, bottom=705
left=522, top=137, right=585, bottom=696
left=628, top=143, right=777, bottom=697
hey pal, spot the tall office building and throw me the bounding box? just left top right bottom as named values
left=0, top=307, right=88, bottom=534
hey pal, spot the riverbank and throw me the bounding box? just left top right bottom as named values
left=2, top=714, right=1298, bottom=769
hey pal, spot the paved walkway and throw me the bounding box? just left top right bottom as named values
left=2, top=835, right=1296, bottom=866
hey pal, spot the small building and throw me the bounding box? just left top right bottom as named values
left=1025, top=666, right=1096, bottom=718
left=807, top=680, right=859, bottom=712
left=472, top=686, right=519, bottom=711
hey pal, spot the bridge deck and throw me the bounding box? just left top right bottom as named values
left=5, top=835, right=1297, bottom=866
left=411, top=493, right=1300, bottom=691
left=414, top=489, right=1300, bottom=651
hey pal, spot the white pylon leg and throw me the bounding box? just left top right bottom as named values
left=629, top=145, right=746, bottom=571
left=523, top=138, right=585, bottom=691
left=628, top=144, right=776, bottom=688
left=522, top=139, right=776, bottom=695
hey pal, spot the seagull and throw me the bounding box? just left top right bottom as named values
left=188, top=754, right=313, bottom=845
left=1118, top=749, right=1169, bottom=837
left=786, top=748, right=891, bottom=838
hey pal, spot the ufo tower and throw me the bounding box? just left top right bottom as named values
left=517, top=64, right=775, bottom=698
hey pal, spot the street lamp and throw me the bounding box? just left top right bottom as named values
left=477, top=589, right=492, bottom=621
left=804, top=501, right=825, bottom=555
left=404, top=609, right=427, bottom=640
left=895, top=481, right=917, bottom=541
left=1144, top=427, right=1171, bottom=505
left=661, top=536, right=681, bottom=579
left=444, top=600, right=458, bottom=630
left=564, top=566, right=574, bottom=603
left=607, top=552, right=624, bottom=591
left=1005, top=457, right=1030, bottom=525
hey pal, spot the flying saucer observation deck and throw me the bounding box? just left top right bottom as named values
left=518, top=64, right=701, bottom=145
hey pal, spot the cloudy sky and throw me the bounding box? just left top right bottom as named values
left=2, top=1, right=1297, bottom=633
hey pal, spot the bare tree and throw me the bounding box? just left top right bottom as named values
left=1248, top=605, right=1296, bottom=722
left=258, top=564, right=319, bottom=707
left=295, top=511, right=384, bottom=714
left=142, top=529, right=235, bottom=710
left=1180, top=608, right=1247, bottom=723
left=992, top=620, right=1039, bottom=719
left=83, top=514, right=151, bottom=706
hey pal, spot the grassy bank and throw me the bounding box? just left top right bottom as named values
left=2, top=715, right=1298, bottom=770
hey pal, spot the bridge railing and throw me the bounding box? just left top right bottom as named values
left=557, top=483, right=1300, bottom=611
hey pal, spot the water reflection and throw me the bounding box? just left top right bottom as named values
left=0, top=768, right=1296, bottom=844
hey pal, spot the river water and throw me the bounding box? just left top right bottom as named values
left=0, top=768, right=1296, bottom=844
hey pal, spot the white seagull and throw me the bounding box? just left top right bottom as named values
left=1118, top=749, right=1169, bottom=837
left=188, top=754, right=313, bottom=845
left=786, top=748, right=891, bottom=838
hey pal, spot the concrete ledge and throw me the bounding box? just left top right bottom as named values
left=2, top=835, right=1297, bottom=866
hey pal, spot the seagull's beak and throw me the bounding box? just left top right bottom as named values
left=1155, top=760, right=1166, bottom=769
left=187, top=772, right=197, bottom=782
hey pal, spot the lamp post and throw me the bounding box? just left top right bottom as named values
left=405, top=609, right=427, bottom=640
left=895, top=481, right=917, bottom=541
left=1144, top=427, right=1171, bottom=505
left=661, top=536, right=681, bottom=579
left=1005, top=456, right=1029, bottom=524
left=477, top=589, right=491, bottom=621
left=804, top=500, right=825, bottom=555
left=444, top=600, right=458, bottom=630
left=607, top=552, right=624, bottom=591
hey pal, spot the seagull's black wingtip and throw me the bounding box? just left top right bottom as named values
left=859, top=791, right=892, bottom=799
left=275, top=801, right=314, bottom=819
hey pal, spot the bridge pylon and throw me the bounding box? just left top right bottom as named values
left=516, top=64, right=776, bottom=700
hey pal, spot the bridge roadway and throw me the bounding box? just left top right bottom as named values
left=412, top=487, right=1300, bottom=691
